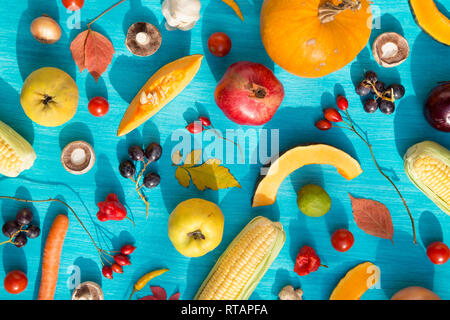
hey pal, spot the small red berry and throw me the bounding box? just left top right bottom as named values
left=114, top=254, right=131, bottom=266
left=120, top=244, right=136, bottom=255
left=324, top=108, right=343, bottom=122
left=198, top=116, right=211, bottom=127
left=111, top=263, right=123, bottom=274
left=186, top=121, right=204, bottom=134
left=102, top=266, right=113, bottom=279
left=331, top=229, right=354, bottom=252
left=336, top=95, right=348, bottom=110
left=427, top=242, right=450, bottom=265
left=315, top=119, right=332, bottom=131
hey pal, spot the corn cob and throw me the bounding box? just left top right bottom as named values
left=0, top=120, right=36, bottom=177
left=404, top=141, right=449, bottom=214
left=195, top=216, right=285, bottom=300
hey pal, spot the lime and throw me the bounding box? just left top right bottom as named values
left=297, top=184, right=331, bottom=217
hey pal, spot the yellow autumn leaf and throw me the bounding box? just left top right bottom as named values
left=175, top=167, right=191, bottom=188
left=183, top=149, right=202, bottom=167
left=187, top=158, right=241, bottom=191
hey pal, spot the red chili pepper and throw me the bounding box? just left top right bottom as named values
left=294, top=246, right=323, bottom=276
left=97, top=193, right=127, bottom=222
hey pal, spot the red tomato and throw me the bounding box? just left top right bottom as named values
left=427, top=242, right=450, bottom=265
left=4, top=270, right=28, bottom=294
left=208, top=32, right=232, bottom=57
left=331, top=229, right=354, bottom=252
left=88, top=97, right=109, bottom=117
left=62, top=0, right=84, bottom=11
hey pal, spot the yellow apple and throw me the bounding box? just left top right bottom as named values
left=168, top=198, right=224, bottom=258
left=20, top=67, right=79, bottom=127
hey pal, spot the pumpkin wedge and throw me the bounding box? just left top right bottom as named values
left=330, top=262, right=380, bottom=300
left=409, top=0, right=450, bottom=46
left=252, top=144, right=362, bottom=207
left=117, top=54, right=203, bottom=136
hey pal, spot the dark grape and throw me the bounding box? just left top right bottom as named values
left=143, top=173, right=161, bottom=188
left=2, top=221, right=20, bottom=238
left=372, top=81, right=386, bottom=94
left=14, top=233, right=27, bottom=248
left=355, top=82, right=371, bottom=96
left=364, top=99, right=378, bottom=113
left=128, top=146, right=145, bottom=161
left=26, top=225, right=40, bottom=239
left=119, top=160, right=136, bottom=178
left=145, top=143, right=162, bottom=162
left=379, top=99, right=396, bottom=114
left=16, top=208, right=33, bottom=225
left=364, top=71, right=378, bottom=83
left=388, top=84, right=405, bottom=100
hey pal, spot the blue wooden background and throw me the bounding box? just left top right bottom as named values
left=0, top=0, right=448, bottom=300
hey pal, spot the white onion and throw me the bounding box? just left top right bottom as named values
left=30, top=15, right=61, bottom=44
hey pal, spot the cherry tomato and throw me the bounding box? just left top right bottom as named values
left=427, top=242, right=450, bottom=265
left=207, top=32, right=232, bottom=57
left=331, top=229, right=354, bottom=252
left=4, top=270, right=28, bottom=294
left=88, top=97, right=109, bottom=117
left=62, top=0, right=85, bottom=11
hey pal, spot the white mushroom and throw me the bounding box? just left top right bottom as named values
left=161, top=0, right=201, bottom=31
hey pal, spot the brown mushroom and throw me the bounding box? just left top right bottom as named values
left=125, top=22, right=162, bottom=57
left=61, top=141, right=95, bottom=175
left=372, top=32, right=409, bottom=68
left=72, top=281, right=104, bottom=300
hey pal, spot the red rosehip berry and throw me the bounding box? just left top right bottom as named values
left=114, top=254, right=131, bottom=266
left=120, top=244, right=136, bottom=255
left=315, top=119, right=332, bottom=131
left=102, top=266, right=113, bottom=279
left=186, top=121, right=204, bottom=134
left=111, top=263, right=123, bottom=274
left=198, top=116, right=211, bottom=127
left=336, top=95, right=348, bottom=110
left=324, top=108, right=343, bottom=122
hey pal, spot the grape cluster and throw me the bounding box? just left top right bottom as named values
left=119, top=143, right=162, bottom=188
left=356, top=71, right=405, bottom=115
left=2, top=208, right=40, bottom=248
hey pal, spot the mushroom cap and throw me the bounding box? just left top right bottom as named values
left=72, top=281, right=104, bottom=300
left=372, top=32, right=409, bottom=68
left=61, top=141, right=95, bottom=175
left=125, top=22, right=162, bottom=57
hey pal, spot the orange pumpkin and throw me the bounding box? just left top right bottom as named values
left=260, top=0, right=373, bottom=78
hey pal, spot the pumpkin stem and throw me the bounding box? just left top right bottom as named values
left=318, top=0, right=361, bottom=24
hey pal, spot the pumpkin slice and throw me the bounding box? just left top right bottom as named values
left=117, top=54, right=203, bottom=136
left=409, top=0, right=450, bottom=46
left=330, top=262, right=380, bottom=300
left=252, top=144, right=362, bottom=207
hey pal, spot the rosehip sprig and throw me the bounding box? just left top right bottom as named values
left=186, top=116, right=244, bottom=161
left=315, top=95, right=416, bottom=244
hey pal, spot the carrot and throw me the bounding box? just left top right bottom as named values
left=38, top=214, right=69, bottom=300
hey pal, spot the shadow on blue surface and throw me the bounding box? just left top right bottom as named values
left=375, top=230, right=434, bottom=298
left=201, top=0, right=274, bottom=82
left=74, top=256, right=102, bottom=288
left=16, top=0, right=76, bottom=81
left=85, top=76, right=108, bottom=101
left=0, top=78, right=34, bottom=145
left=419, top=211, right=444, bottom=247
left=59, top=122, right=94, bottom=150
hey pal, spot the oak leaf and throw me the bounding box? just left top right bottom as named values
left=349, top=194, right=394, bottom=241
left=70, top=29, right=115, bottom=81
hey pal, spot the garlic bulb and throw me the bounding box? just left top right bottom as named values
left=161, top=0, right=201, bottom=31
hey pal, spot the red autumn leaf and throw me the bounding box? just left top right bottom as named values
left=70, top=29, right=115, bottom=82
left=150, top=286, right=167, bottom=300
left=349, top=194, right=394, bottom=241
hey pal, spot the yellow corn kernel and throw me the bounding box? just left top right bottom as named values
left=414, top=156, right=450, bottom=204
left=195, top=216, right=285, bottom=300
